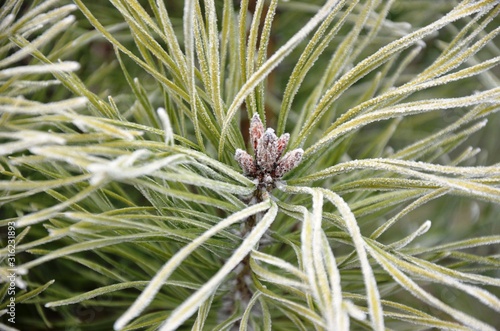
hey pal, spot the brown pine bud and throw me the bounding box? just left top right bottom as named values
left=275, top=148, right=303, bottom=178
left=250, top=114, right=264, bottom=152
left=235, top=149, right=256, bottom=175
left=256, top=128, right=278, bottom=172
left=276, top=133, right=290, bottom=159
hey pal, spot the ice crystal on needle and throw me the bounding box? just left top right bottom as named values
left=235, top=114, right=303, bottom=191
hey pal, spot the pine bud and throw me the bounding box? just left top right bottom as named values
left=276, top=133, right=290, bottom=159
left=235, top=115, right=303, bottom=190
left=275, top=148, right=303, bottom=178
left=235, top=149, right=256, bottom=175
left=256, top=128, right=278, bottom=172
left=250, top=114, right=264, bottom=152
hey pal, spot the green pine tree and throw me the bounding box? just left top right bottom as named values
left=1, top=1, right=499, bottom=330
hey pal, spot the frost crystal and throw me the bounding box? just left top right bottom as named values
left=235, top=114, right=303, bottom=190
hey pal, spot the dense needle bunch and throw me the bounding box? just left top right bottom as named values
left=235, top=114, right=303, bottom=191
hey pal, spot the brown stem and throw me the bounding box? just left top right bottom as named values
left=218, top=189, right=265, bottom=326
